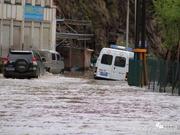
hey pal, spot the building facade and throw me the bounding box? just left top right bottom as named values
left=0, top=0, right=56, bottom=57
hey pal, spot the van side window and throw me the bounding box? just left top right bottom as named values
left=101, top=54, right=113, bottom=65
left=115, top=56, right=126, bottom=67
left=52, top=53, right=56, bottom=60
left=57, top=54, right=60, bottom=61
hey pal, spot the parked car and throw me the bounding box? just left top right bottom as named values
left=3, top=50, right=45, bottom=78
left=39, top=50, right=64, bottom=74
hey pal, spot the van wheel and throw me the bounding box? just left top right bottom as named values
left=47, top=68, right=50, bottom=72
left=60, top=69, right=64, bottom=74
left=94, top=75, right=97, bottom=79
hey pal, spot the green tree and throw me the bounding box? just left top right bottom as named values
left=153, top=0, right=180, bottom=60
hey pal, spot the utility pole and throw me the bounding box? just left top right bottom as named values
left=135, top=0, right=141, bottom=49
left=134, top=0, right=137, bottom=40
left=141, top=0, right=146, bottom=48
left=0, top=1, right=3, bottom=57
left=126, top=0, right=130, bottom=48
left=133, top=0, right=148, bottom=86
left=135, top=0, right=146, bottom=49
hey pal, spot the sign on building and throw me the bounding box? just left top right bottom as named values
left=24, top=5, right=44, bottom=21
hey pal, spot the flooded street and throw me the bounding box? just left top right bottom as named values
left=0, top=74, right=180, bottom=135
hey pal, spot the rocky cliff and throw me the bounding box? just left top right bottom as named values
left=54, top=0, right=169, bottom=58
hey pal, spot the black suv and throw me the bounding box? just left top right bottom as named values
left=3, top=50, right=45, bottom=78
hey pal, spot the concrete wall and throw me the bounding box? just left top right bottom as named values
left=0, top=0, right=56, bottom=57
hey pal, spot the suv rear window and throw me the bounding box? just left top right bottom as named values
left=101, top=54, right=113, bottom=65
left=9, top=52, right=32, bottom=60
left=10, top=52, right=32, bottom=55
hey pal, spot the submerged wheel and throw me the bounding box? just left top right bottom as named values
left=60, top=69, right=64, bottom=74
left=3, top=73, right=10, bottom=78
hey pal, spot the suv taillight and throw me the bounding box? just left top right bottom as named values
left=3, top=57, right=9, bottom=65
left=32, top=57, right=37, bottom=65
left=32, top=57, right=37, bottom=62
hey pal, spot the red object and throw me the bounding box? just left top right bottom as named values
left=2, top=57, right=9, bottom=65
left=32, top=57, right=37, bottom=62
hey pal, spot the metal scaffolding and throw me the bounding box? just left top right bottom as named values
left=56, top=18, right=94, bottom=49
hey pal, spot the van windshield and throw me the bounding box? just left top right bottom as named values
left=101, top=54, right=113, bottom=65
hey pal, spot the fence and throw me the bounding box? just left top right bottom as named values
left=147, top=57, right=180, bottom=95
left=128, top=59, right=143, bottom=87
left=128, top=57, right=180, bottom=95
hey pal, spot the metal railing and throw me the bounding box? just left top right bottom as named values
left=147, top=57, right=180, bottom=95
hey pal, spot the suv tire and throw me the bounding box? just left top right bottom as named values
left=3, top=73, right=10, bottom=78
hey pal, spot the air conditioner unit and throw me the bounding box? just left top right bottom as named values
left=35, top=0, right=41, bottom=6
left=45, top=0, right=51, bottom=7
left=4, top=0, right=11, bottom=4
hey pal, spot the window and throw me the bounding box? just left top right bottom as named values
left=4, top=0, right=11, bottom=4
left=57, top=54, right=60, bottom=61
left=114, top=56, right=126, bottom=67
left=45, top=0, right=51, bottom=7
left=15, top=0, right=22, bottom=4
left=35, top=0, right=41, bottom=5
left=52, top=53, right=56, bottom=60
left=101, top=54, right=113, bottom=65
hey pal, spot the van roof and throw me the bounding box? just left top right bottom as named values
left=102, top=48, right=133, bottom=54
left=100, top=48, right=134, bottom=59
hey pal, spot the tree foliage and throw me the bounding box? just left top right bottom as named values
left=153, top=0, right=180, bottom=50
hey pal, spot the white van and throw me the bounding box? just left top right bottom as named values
left=94, top=46, right=134, bottom=80
left=39, top=50, right=64, bottom=74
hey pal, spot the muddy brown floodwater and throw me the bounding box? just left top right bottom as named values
left=0, top=73, right=180, bottom=135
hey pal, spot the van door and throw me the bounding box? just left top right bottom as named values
left=58, top=54, right=64, bottom=72
left=56, top=54, right=61, bottom=73
left=97, top=54, right=113, bottom=79
left=50, top=53, right=57, bottom=73
left=56, top=54, right=64, bottom=73
left=112, top=56, right=127, bottom=80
